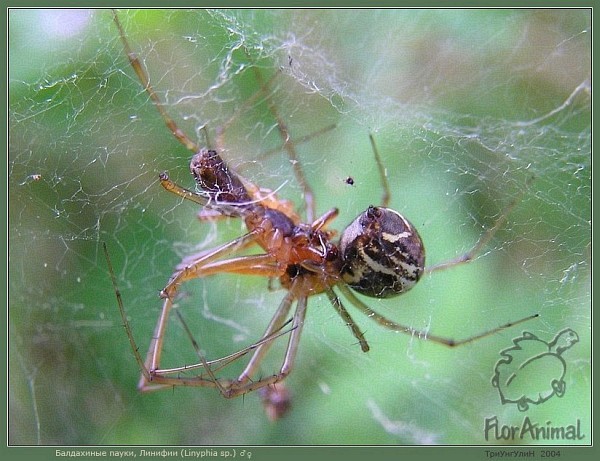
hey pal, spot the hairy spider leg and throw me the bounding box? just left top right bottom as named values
left=107, top=234, right=302, bottom=396
left=325, top=288, right=369, bottom=352
left=137, top=287, right=307, bottom=398
left=250, top=65, right=316, bottom=223
left=112, top=11, right=200, bottom=154
left=174, top=308, right=296, bottom=377
left=338, top=284, right=538, bottom=347
left=369, top=134, right=391, bottom=208
left=425, top=177, right=534, bottom=274
left=369, top=135, right=533, bottom=279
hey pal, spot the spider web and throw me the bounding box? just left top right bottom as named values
left=9, top=9, right=590, bottom=445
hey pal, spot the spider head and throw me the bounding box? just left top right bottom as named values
left=339, top=206, right=425, bottom=298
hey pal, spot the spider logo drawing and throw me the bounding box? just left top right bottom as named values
left=105, top=11, right=538, bottom=420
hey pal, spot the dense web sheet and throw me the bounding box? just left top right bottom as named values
left=9, top=9, right=590, bottom=445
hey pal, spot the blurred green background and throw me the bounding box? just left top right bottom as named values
left=9, top=9, right=590, bottom=445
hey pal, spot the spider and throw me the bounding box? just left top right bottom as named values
left=106, top=11, right=538, bottom=414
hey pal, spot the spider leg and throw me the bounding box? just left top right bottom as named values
left=172, top=308, right=289, bottom=397
left=159, top=172, right=252, bottom=219
left=225, top=294, right=309, bottom=397
left=216, top=69, right=283, bottom=141
left=257, top=124, right=337, bottom=162
left=325, top=288, right=370, bottom=352
left=146, top=253, right=283, bottom=378
left=103, top=243, right=151, bottom=381
left=173, top=316, right=296, bottom=377
left=158, top=173, right=209, bottom=208
left=142, top=291, right=307, bottom=399
left=311, top=208, right=339, bottom=232
left=426, top=179, right=532, bottom=274
left=142, top=316, right=295, bottom=388
left=369, top=134, right=391, bottom=208
left=337, top=284, right=538, bottom=347
left=164, top=253, right=280, bottom=300
left=160, top=229, right=265, bottom=299
left=250, top=66, right=316, bottom=223
left=112, top=11, right=200, bottom=154
left=230, top=291, right=296, bottom=387
left=107, top=222, right=289, bottom=393
left=139, top=295, right=218, bottom=392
